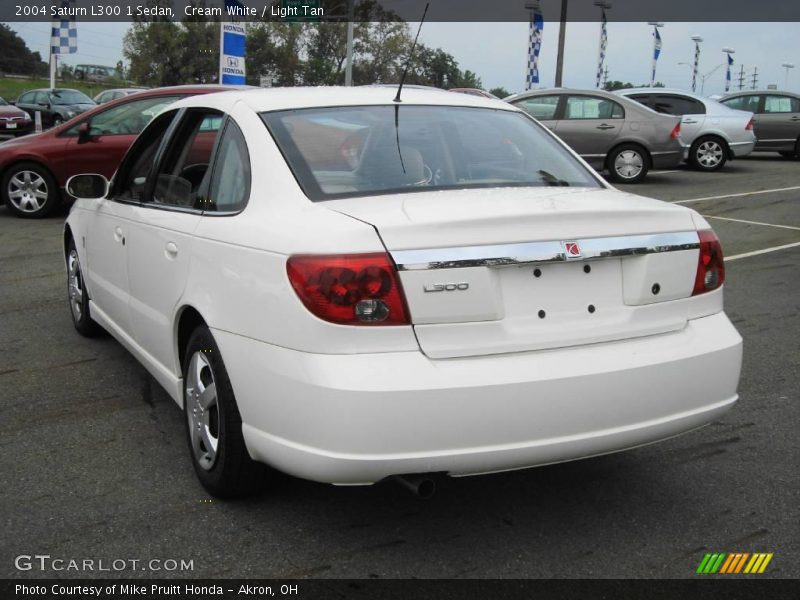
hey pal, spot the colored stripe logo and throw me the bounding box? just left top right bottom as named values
left=696, top=552, right=773, bottom=574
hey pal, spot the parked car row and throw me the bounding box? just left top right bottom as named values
left=1, top=84, right=798, bottom=219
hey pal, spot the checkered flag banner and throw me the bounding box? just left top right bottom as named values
left=51, top=1, right=77, bottom=55
left=725, top=53, right=734, bottom=92
left=691, top=41, right=701, bottom=92
left=596, top=9, right=608, bottom=88
left=526, top=3, right=543, bottom=90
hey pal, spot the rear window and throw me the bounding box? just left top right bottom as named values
left=262, top=105, right=600, bottom=201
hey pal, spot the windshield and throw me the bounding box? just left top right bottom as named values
left=262, top=105, right=601, bottom=201
left=51, top=90, right=94, bottom=105
left=0, top=97, right=7, bottom=106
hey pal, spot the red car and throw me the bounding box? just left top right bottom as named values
left=0, top=96, right=34, bottom=137
left=0, top=85, right=242, bottom=218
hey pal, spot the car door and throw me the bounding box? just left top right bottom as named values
left=651, top=94, right=707, bottom=144
left=757, top=95, right=800, bottom=151
left=15, top=92, right=36, bottom=117
left=125, top=109, right=224, bottom=373
left=57, top=95, right=184, bottom=183
left=510, top=95, right=562, bottom=132
left=33, top=91, right=54, bottom=126
left=554, top=94, right=624, bottom=167
left=83, top=110, right=179, bottom=336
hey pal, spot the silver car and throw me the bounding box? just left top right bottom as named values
left=719, top=91, right=800, bottom=158
left=617, top=88, right=756, bottom=171
left=506, top=88, right=684, bottom=183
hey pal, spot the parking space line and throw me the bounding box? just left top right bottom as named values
left=671, top=186, right=800, bottom=204
left=703, top=215, right=800, bottom=232
left=726, top=241, right=800, bottom=262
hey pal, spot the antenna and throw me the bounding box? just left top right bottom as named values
left=394, top=2, right=430, bottom=103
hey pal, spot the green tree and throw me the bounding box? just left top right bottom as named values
left=123, top=1, right=183, bottom=85
left=603, top=80, right=634, bottom=91
left=0, top=24, right=48, bottom=77
left=489, top=86, right=511, bottom=98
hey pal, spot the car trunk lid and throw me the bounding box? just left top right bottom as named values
left=326, top=187, right=701, bottom=358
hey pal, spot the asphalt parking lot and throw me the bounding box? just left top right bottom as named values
left=1, top=154, right=798, bottom=580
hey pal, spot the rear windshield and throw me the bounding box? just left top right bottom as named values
left=51, top=90, right=94, bottom=105
left=261, top=105, right=601, bottom=201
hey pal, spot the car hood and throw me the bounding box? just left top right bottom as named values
left=0, top=106, right=28, bottom=118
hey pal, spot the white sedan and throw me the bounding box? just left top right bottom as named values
left=63, top=87, right=742, bottom=498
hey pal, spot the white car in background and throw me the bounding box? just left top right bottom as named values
left=63, top=88, right=743, bottom=498
left=616, top=88, right=756, bottom=171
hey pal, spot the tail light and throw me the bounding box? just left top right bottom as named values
left=745, top=117, right=754, bottom=130
left=287, top=253, right=410, bottom=325
left=692, top=230, right=725, bottom=296
left=670, top=122, right=682, bottom=140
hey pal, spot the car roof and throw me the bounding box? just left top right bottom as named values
left=169, top=86, right=517, bottom=113
left=615, top=88, right=746, bottom=114
left=720, top=90, right=800, bottom=99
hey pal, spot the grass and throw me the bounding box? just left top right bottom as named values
left=0, top=77, right=123, bottom=102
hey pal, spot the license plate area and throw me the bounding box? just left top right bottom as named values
left=6, top=123, right=17, bottom=129
left=500, top=259, right=623, bottom=322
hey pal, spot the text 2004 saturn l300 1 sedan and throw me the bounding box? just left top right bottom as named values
left=63, top=87, right=742, bottom=498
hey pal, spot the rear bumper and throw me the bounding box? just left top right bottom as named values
left=214, top=311, right=742, bottom=484
left=651, top=149, right=685, bottom=169
left=729, top=140, right=756, bottom=158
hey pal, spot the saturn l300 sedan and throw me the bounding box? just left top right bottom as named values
left=63, top=87, right=742, bottom=498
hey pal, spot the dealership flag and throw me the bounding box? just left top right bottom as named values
left=650, top=27, right=662, bottom=87
left=725, top=52, right=734, bottom=92
left=50, top=0, right=78, bottom=55
left=219, top=0, right=247, bottom=85
left=692, top=40, right=701, bottom=92
left=526, top=4, right=543, bottom=90
left=596, top=9, right=608, bottom=88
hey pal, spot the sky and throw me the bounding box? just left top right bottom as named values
left=6, top=21, right=799, bottom=96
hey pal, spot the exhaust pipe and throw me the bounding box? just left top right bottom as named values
left=390, top=475, right=436, bottom=499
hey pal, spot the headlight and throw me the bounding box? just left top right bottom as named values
left=65, top=111, right=76, bottom=118
left=22, top=113, right=31, bottom=121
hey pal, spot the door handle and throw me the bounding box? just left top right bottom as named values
left=596, top=124, right=615, bottom=130
left=165, top=242, right=179, bottom=258
left=682, top=119, right=698, bottom=124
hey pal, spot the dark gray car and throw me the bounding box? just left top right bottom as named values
left=719, top=91, right=800, bottom=158
left=506, top=88, right=685, bottom=183
left=15, top=88, right=96, bottom=128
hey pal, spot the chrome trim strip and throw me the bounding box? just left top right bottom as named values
left=392, top=231, right=700, bottom=271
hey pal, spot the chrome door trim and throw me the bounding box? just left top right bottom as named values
left=392, top=231, right=700, bottom=271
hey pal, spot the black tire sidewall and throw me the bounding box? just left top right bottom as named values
left=66, top=239, right=102, bottom=337
left=690, top=136, right=728, bottom=171
left=2, top=162, right=60, bottom=218
left=607, top=144, right=649, bottom=184
left=182, top=325, right=264, bottom=498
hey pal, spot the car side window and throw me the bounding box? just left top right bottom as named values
left=513, top=96, right=560, bottom=120
left=564, top=96, right=624, bottom=119
left=628, top=94, right=652, bottom=108
left=18, top=92, right=34, bottom=104
left=149, top=109, right=224, bottom=209
left=114, top=111, right=177, bottom=203
left=33, top=91, right=49, bottom=106
left=205, top=119, right=250, bottom=213
left=66, top=96, right=181, bottom=137
left=722, top=95, right=760, bottom=113
left=763, top=95, right=800, bottom=113
left=652, top=95, right=706, bottom=116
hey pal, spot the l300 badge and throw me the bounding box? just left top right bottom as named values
left=423, top=283, right=470, bottom=293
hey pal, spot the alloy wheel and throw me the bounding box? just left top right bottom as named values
left=185, top=351, right=220, bottom=471
left=67, top=249, right=85, bottom=322
left=696, top=140, right=724, bottom=168
left=7, top=170, right=49, bottom=213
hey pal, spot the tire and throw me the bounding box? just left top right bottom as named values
left=66, top=239, right=103, bottom=337
left=2, top=161, right=61, bottom=218
left=183, top=325, right=272, bottom=498
left=606, top=144, right=650, bottom=184
left=689, top=136, right=728, bottom=171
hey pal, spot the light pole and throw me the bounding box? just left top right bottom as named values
left=647, top=22, right=664, bottom=87
left=722, top=47, right=735, bottom=92
left=700, top=63, right=725, bottom=95
left=690, top=35, right=703, bottom=92
left=594, top=2, right=611, bottom=88
left=555, top=0, right=569, bottom=87
left=344, top=0, right=354, bottom=86
left=781, top=62, right=795, bottom=90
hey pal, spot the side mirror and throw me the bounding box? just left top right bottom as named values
left=77, top=121, right=92, bottom=143
left=66, top=174, right=109, bottom=201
